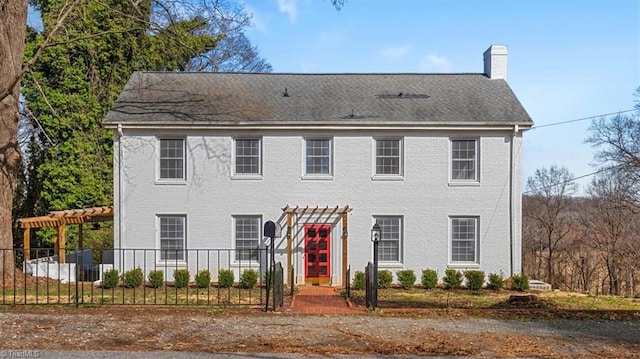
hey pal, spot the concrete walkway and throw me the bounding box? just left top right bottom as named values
left=290, top=286, right=365, bottom=314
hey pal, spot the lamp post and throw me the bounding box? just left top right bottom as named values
left=371, top=222, right=381, bottom=309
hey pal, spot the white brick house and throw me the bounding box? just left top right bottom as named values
left=103, top=45, right=532, bottom=286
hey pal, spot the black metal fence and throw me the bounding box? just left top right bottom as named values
left=345, top=265, right=351, bottom=298
left=1, top=247, right=289, bottom=307
left=273, top=262, right=284, bottom=308
left=365, top=261, right=376, bottom=308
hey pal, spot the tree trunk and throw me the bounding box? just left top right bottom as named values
left=0, top=0, right=28, bottom=278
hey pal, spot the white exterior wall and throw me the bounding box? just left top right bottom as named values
left=114, top=128, right=524, bottom=285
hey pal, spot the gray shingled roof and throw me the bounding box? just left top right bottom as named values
left=103, top=72, right=532, bottom=127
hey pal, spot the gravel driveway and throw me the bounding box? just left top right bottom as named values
left=0, top=307, right=638, bottom=358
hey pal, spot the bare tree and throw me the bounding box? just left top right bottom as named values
left=586, top=87, right=640, bottom=209
left=583, top=172, right=639, bottom=295
left=524, top=166, right=578, bottom=288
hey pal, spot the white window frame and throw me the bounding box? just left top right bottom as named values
left=157, top=137, right=186, bottom=183
left=450, top=138, right=479, bottom=183
left=373, top=138, right=403, bottom=179
left=372, top=216, right=403, bottom=264
left=303, top=138, right=333, bottom=178
left=157, top=215, right=187, bottom=263
left=449, top=216, right=480, bottom=265
left=233, top=215, right=262, bottom=262
left=233, top=138, right=262, bottom=177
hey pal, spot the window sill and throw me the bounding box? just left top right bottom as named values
left=448, top=181, right=480, bottom=187
left=231, top=175, right=263, bottom=180
left=371, top=175, right=404, bottom=181
left=301, top=175, right=333, bottom=181
left=155, top=180, right=187, bottom=186
left=377, top=262, right=404, bottom=269
left=156, top=261, right=188, bottom=267
left=230, top=261, right=261, bottom=268
left=447, top=263, right=480, bottom=269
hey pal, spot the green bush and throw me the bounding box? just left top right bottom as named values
left=353, top=271, right=365, bottom=290
left=123, top=267, right=143, bottom=288
left=464, top=270, right=485, bottom=292
left=396, top=269, right=416, bottom=290
left=218, top=268, right=235, bottom=288
left=240, top=269, right=258, bottom=289
left=102, top=268, right=119, bottom=289
left=148, top=270, right=164, bottom=288
left=173, top=268, right=190, bottom=288
left=443, top=269, right=463, bottom=290
left=378, top=270, right=393, bottom=289
left=487, top=272, right=504, bottom=291
left=421, top=269, right=438, bottom=289
left=510, top=273, right=530, bottom=291
left=195, top=269, right=211, bottom=288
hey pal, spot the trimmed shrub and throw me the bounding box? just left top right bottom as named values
left=218, top=268, right=235, bottom=288
left=173, top=268, right=190, bottom=288
left=443, top=269, right=463, bottom=290
left=148, top=270, right=164, bottom=288
left=195, top=269, right=211, bottom=288
left=396, top=269, right=416, bottom=290
left=487, top=272, right=504, bottom=291
left=240, top=269, right=259, bottom=289
left=510, top=273, right=530, bottom=291
left=378, top=270, right=393, bottom=289
left=123, top=267, right=143, bottom=288
left=421, top=269, right=438, bottom=289
left=102, top=268, right=119, bottom=289
left=353, top=271, right=365, bottom=290
left=464, top=270, right=485, bottom=292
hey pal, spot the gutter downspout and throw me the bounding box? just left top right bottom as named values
left=509, top=124, right=519, bottom=277
left=117, top=124, right=123, bottom=263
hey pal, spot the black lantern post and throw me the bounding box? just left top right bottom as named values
left=371, top=222, right=381, bottom=309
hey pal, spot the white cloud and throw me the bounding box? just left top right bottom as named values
left=420, top=54, right=453, bottom=73
left=277, top=0, right=298, bottom=22
left=379, top=45, right=411, bottom=59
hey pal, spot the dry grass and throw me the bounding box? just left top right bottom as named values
left=1, top=281, right=267, bottom=306
left=348, top=287, right=640, bottom=311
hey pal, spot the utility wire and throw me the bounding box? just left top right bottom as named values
left=532, top=109, right=636, bottom=129
left=523, top=164, right=625, bottom=195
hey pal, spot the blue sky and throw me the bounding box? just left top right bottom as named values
left=243, top=0, right=640, bottom=193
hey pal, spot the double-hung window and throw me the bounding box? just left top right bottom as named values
left=450, top=217, right=479, bottom=264
left=375, top=139, right=402, bottom=176
left=305, top=138, right=332, bottom=176
left=373, top=216, right=402, bottom=263
left=451, top=139, right=478, bottom=181
left=235, top=138, right=261, bottom=175
left=159, top=138, right=185, bottom=180
left=234, top=216, right=261, bottom=261
left=159, top=215, right=186, bottom=261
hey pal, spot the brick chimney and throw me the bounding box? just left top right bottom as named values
left=483, top=45, right=508, bottom=80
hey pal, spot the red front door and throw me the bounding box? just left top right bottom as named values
left=304, top=224, right=331, bottom=284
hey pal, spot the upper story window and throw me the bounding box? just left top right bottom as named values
left=451, top=139, right=478, bottom=181
left=159, top=138, right=185, bottom=180
left=450, top=217, right=479, bottom=264
left=305, top=138, right=332, bottom=175
left=235, top=138, right=261, bottom=175
left=373, top=216, right=402, bottom=263
left=375, top=139, right=402, bottom=176
left=159, top=215, right=186, bottom=261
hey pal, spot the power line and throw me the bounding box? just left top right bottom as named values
left=523, top=164, right=625, bottom=195
left=532, top=109, right=636, bottom=129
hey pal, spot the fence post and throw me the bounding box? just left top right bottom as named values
left=345, top=265, right=351, bottom=298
